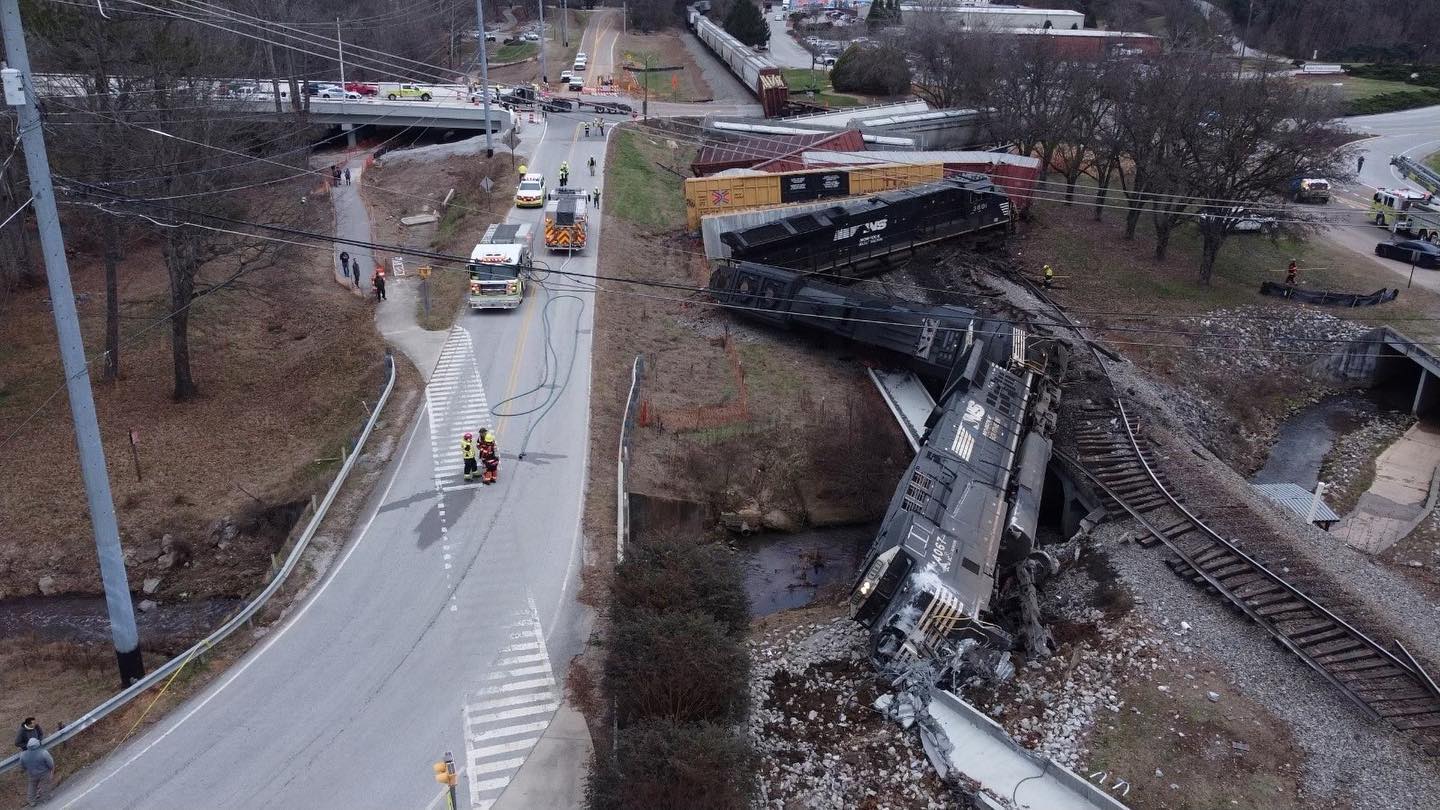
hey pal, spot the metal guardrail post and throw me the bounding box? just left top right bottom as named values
left=0, top=352, right=397, bottom=777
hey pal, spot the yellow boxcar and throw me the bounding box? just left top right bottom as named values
left=684, top=162, right=944, bottom=229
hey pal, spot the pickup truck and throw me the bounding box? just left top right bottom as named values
left=387, top=84, right=433, bottom=101
left=345, top=82, right=378, bottom=96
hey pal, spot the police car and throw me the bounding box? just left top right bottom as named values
left=515, top=173, right=546, bottom=208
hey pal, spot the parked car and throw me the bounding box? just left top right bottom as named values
left=484, top=31, right=498, bottom=42
left=387, top=84, right=432, bottom=101
left=1375, top=239, right=1440, bottom=268
left=345, top=82, right=378, bottom=96
left=1197, top=207, right=1276, bottom=234
left=522, top=32, right=540, bottom=42
left=515, top=173, right=546, bottom=208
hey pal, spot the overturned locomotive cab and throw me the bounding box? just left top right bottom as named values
left=708, top=260, right=1067, bottom=668
left=850, top=324, right=1063, bottom=667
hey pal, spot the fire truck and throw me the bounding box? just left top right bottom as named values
left=543, top=188, right=589, bottom=253
left=468, top=223, right=534, bottom=310
left=1370, top=188, right=1440, bottom=243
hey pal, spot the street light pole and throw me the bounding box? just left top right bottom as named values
left=538, top=0, right=548, bottom=85
left=1237, top=0, right=1255, bottom=77
left=475, top=0, right=494, bottom=156
left=1, top=0, right=144, bottom=686
left=562, top=0, right=568, bottom=47
left=336, top=17, right=345, bottom=89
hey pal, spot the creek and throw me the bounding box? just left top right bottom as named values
left=1250, top=391, right=1398, bottom=489
left=737, top=524, right=875, bottom=616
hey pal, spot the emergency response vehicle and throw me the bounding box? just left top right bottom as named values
left=1370, top=188, right=1440, bottom=243
left=515, top=173, right=546, bottom=208
left=543, top=188, right=589, bottom=253
left=468, top=223, right=534, bottom=310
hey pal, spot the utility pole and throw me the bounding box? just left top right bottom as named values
left=561, top=0, right=568, bottom=47
left=337, top=17, right=345, bottom=89
left=475, top=0, right=494, bottom=156
left=538, top=0, right=548, bottom=86
left=1237, top=0, right=1255, bottom=78
left=1, top=0, right=144, bottom=686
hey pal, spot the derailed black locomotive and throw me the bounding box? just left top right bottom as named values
left=718, top=176, right=1014, bottom=276
left=709, top=261, right=1064, bottom=668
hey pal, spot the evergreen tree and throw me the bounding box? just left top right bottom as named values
left=724, top=0, right=770, bottom=48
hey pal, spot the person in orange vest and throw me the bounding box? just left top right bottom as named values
left=478, top=429, right=499, bottom=485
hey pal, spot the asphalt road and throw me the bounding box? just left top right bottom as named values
left=766, top=13, right=816, bottom=70
left=1321, top=105, right=1440, bottom=296
left=50, top=21, right=617, bottom=810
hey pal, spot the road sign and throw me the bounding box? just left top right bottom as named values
left=391, top=256, right=407, bottom=277
left=480, top=176, right=494, bottom=194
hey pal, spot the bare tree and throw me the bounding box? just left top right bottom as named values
left=1178, top=66, right=1351, bottom=284
left=904, top=16, right=1007, bottom=110
left=989, top=38, right=1076, bottom=182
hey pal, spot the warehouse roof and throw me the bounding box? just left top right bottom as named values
left=692, top=129, right=865, bottom=176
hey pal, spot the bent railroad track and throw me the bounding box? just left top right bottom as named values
left=1023, top=280, right=1440, bottom=756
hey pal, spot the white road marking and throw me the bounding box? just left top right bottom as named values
left=60, top=392, right=427, bottom=808
left=462, top=595, right=560, bottom=809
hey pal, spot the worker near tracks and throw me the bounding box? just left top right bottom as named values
left=1285, top=259, right=1298, bottom=285
left=461, top=432, right=479, bottom=481
left=559, top=161, right=570, bottom=187
left=1042, top=264, right=1055, bottom=289
left=478, top=429, right=499, bottom=485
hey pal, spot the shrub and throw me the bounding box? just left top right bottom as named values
left=1344, top=89, right=1440, bottom=116
left=830, top=45, right=912, bottom=96
left=612, top=534, right=750, bottom=638
left=723, top=0, right=769, bottom=48
left=605, top=610, right=750, bottom=726
left=586, top=719, right=756, bottom=810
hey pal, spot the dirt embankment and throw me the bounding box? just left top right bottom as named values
left=0, top=178, right=387, bottom=604
left=360, top=149, right=523, bottom=331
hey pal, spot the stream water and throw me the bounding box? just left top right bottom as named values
left=0, top=595, right=243, bottom=648
left=1250, top=392, right=1397, bottom=489
left=737, top=524, right=875, bottom=616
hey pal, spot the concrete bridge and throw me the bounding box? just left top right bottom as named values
left=1324, top=326, right=1440, bottom=415
left=232, top=97, right=512, bottom=136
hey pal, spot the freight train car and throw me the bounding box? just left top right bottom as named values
left=708, top=260, right=1064, bottom=667
left=718, top=176, right=1013, bottom=276
left=683, top=162, right=946, bottom=230
left=687, top=4, right=789, bottom=117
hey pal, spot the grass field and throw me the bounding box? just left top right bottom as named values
left=491, top=42, right=538, bottom=63
left=606, top=127, right=694, bottom=231
left=1428, top=151, right=1440, bottom=174
left=782, top=68, right=860, bottom=107
left=618, top=33, right=711, bottom=102
left=1306, top=75, right=1418, bottom=101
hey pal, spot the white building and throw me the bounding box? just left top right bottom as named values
left=893, top=4, right=1086, bottom=30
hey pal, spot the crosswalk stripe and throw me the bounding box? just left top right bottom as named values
left=476, top=676, right=555, bottom=695
left=469, top=720, right=553, bottom=742
left=469, top=758, right=526, bottom=777
left=467, top=701, right=558, bottom=725
left=483, top=664, right=552, bottom=680
left=468, top=738, right=542, bottom=759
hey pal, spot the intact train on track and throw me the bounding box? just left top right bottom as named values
left=686, top=3, right=789, bottom=117
left=710, top=262, right=1066, bottom=666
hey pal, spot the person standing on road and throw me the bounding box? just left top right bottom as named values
left=594, top=187, right=601, bottom=209
left=1357, top=155, right=1365, bottom=174
left=373, top=270, right=387, bottom=301
left=14, top=718, right=42, bottom=751
left=339, top=250, right=350, bottom=278
left=518, top=163, right=528, bottom=178
left=19, top=738, right=54, bottom=806
left=460, top=432, right=478, bottom=481
left=344, top=167, right=352, bottom=185
left=352, top=262, right=363, bottom=290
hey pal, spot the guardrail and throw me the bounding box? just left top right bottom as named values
left=0, top=351, right=398, bottom=776
left=1393, top=155, right=1440, bottom=196
left=616, top=355, right=644, bottom=564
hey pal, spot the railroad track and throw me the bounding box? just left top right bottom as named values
left=1021, top=280, right=1440, bottom=756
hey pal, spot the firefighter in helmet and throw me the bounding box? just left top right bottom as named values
left=478, top=428, right=499, bottom=485
left=460, top=432, right=478, bottom=481
left=1042, top=264, right=1055, bottom=289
